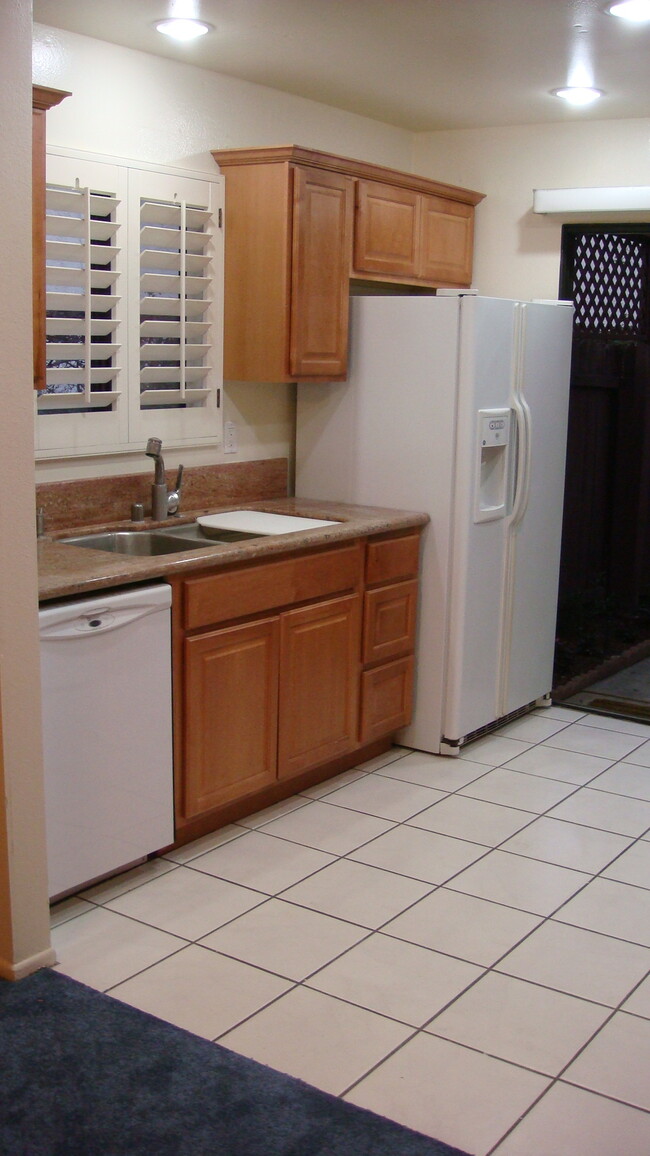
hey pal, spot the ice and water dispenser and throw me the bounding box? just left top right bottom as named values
left=475, top=407, right=512, bottom=522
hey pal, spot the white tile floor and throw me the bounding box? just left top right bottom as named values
left=50, top=704, right=650, bottom=1155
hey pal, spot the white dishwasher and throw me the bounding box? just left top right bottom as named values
left=39, top=582, right=174, bottom=900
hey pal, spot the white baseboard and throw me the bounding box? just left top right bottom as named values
left=0, top=946, right=57, bottom=982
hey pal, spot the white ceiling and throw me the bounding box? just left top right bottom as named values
left=32, top=0, right=650, bottom=132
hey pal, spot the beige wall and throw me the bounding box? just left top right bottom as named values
left=31, top=24, right=415, bottom=485
left=413, top=119, right=650, bottom=301
left=15, top=23, right=650, bottom=973
left=31, top=29, right=650, bottom=485
left=0, top=0, right=55, bottom=979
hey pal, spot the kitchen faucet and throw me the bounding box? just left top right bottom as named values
left=145, top=437, right=184, bottom=520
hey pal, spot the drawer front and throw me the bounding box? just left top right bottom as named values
left=360, top=656, right=414, bottom=743
left=184, top=543, right=363, bottom=630
left=363, top=579, right=418, bottom=665
left=365, top=533, right=420, bottom=586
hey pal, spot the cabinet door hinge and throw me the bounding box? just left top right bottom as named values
left=218, top=207, right=223, bottom=228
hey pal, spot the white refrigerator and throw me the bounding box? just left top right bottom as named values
left=295, top=292, right=574, bottom=754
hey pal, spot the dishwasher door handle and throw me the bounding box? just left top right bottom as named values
left=39, top=600, right=167, bottom=639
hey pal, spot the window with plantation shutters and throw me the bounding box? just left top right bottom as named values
left=36, top=148, right=224, bottom=459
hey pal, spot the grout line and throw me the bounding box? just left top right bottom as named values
left=484, top=967, right=650, bottom=1152
left=50, top=718, right=650, bottom=1152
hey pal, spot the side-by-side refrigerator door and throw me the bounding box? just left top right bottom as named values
left=500, top=300, right=573, bottom=716
left=441, top=295, right=526, bottom=748
left=441, top=297, right=573, bottom=750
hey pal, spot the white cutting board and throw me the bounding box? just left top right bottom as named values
left=197, top=511, right=340, bottom=535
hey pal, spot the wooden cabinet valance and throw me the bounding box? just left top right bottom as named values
left=212, top=145, right=484, bottom=383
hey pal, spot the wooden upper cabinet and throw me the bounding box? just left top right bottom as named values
left=354, top=179, right=475, bottom=286
left=290, top=166, right=354, bottom=379
left=32, top=85, right=70, bottom=390
left=354, top=181, right=420, bottom=279
left=419, top=194, right=474, bottom=285
left=212, top=146, right=484, bottom=383
left=213, top=147, right=353, bottom=383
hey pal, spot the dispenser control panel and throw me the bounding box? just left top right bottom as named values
left=480, top=410, right=511, bottom=448
left=475, top=407, right=512, bottom=523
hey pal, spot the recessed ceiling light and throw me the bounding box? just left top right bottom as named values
left=551, top=86, right=604, bottom=106
left=605, top=1, right=650, bottom=21
left=155, top=18, right=213, bottom=41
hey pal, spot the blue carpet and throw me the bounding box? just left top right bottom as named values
left=0, top=968, right=472, bottom=1155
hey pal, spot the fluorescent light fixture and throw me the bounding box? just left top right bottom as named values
left=534, top=186, right=650, bottom=213
left=155, top=17, right=213, bottom=41
left=606, top=1, right=650, bottom=21
left=551, top=86, right=603, bottom=106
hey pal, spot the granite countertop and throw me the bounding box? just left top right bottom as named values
left=38, top=497, right=429, bottom=602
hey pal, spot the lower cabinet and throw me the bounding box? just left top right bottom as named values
left=175, top=531, right=421, bottom=833
left=183, top=593, right=361, bottom=818
left=278, top=594, right=360, bottom=779
left=184, top=616, right=280, bottom=816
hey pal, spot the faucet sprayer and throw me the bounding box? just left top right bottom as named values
left=145, top=437, right=183, bottom=520
left=145, top=437, right=166, bottom=486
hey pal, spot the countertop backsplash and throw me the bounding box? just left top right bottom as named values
left=35, top=459, right=289, bottom=534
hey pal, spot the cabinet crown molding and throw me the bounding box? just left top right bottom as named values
left=32, top=84, right=71, bottom=112
left=211, top=144, right=485, bottom=207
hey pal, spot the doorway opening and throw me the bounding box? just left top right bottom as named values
left=553, top=223, right=650, bottom=717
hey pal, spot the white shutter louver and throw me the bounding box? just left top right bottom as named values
left=139, top=200, right=213, bottom=409
left=39, top=183, right=122, bottom=411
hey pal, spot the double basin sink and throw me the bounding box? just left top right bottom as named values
left=62, top=511, right=341, bottom=556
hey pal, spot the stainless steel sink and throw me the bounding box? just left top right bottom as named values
left=158, top=523, right=260, bottom=545
left=62, top=525, right=259, bottom=556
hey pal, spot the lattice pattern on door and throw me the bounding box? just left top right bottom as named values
left=571, top=232, right=648, bottom=337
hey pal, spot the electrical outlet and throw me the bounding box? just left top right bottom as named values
left=224, top=421, right=238, bottom=454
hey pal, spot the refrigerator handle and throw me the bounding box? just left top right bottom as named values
left=511, top=393, right=532, bottom=527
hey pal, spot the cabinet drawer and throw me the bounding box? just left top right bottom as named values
left=365, top=533, right=421, bottom=586
left=363, top=579, right=418, bottom=665
left=360, top=656, right=414, bottom=744
left=184, top=543, right=363, bottom=630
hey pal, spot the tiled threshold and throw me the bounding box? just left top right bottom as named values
left=51, top=706, right=650, bottom=1155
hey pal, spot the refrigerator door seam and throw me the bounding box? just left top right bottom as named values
left=510, top=305, right=533, bottom=528
left=498, top=303, right=528, bottom=716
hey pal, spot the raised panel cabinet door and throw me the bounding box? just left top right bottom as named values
left=354, top=180, right=420, bottom=278
left=278, top=593, right=361, bottom=779
left=290, top=166, right=354, bottom=379
left=220, top=160, right=294, bottom=383
left=419, top=194, right=474, bottom=286
left=183, top=617, right=280, bottom=818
